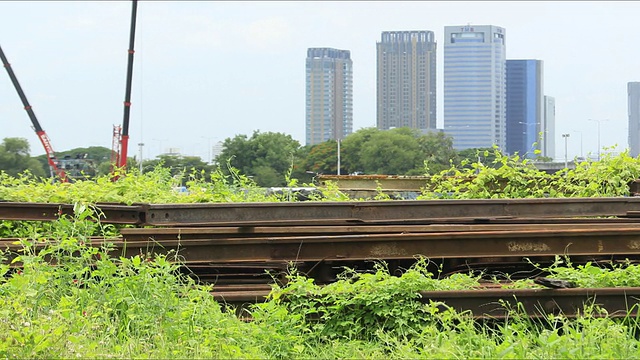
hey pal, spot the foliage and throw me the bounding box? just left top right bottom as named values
left=419, top=146, right=640, bottom=199
left=2, top=210, right=640, bottom=358
left=338, top=127, right=458, bottom=175
left=0, top=137, right=45, bottom=177
left=141, top=154, right=215, bottom=183
left=258, top=259, right=480, bottom=341
left=421, top=147, right=559, bottom=199
left=215, top=131, right=304, bottom=187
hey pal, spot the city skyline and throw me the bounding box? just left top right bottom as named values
left=0, top=2, right=635, bottom=162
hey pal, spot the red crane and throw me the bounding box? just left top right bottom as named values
left=0, top=44, right=67, bottom=182
left=113, top=0, right=138, bottom=175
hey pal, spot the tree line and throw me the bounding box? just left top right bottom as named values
left=0, top=127, right=527, bottom=186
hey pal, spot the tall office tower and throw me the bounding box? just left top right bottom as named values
left=629, top=82, right=640, bottom=157
left=444, top=25, right=506, bottom=151
left=505, top=59, right=544, bottom=158
left=376, top=31, right=437, bottom=131
left=305, top=48, right=353, bottom=146
left=543, top=95, right=556, bottom=160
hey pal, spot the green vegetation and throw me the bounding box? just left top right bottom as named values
left=419, top=146, right=640, bottom=199
left=0, top=137, right=46, bottom=178
left=2, top=214, right=640, bottom=358
left=1, top=145, right=640, bottom=357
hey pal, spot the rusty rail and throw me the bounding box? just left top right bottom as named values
left=0, top=202, right=145, bottom=224
left=211, top=285, right=640, bottom=320
left=144, top=198, right=640, bottom=226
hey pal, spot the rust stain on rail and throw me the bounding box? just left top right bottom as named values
left=507, top=241, right=551, bottom=252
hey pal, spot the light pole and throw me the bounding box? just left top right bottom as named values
left=562, top=133, right=570, bottom=169
left=588, top=119, right=609, bottom=161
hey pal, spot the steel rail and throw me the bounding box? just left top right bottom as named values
left=419, top=287, right=640, bottom=319
left=210, top=286, right=640, bottom=320
left=111, top=227, right=640, bottom=263
left=0, top=202, right=145, bottom=224
left=144, top=197, right=640, bottom=226
left=7, top=227, right=640, bottom=264
left=120, top=222, right=640, bottom=239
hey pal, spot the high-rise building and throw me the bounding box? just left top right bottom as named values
left=506, top=59, right=544, bottom=158
left=443, top=25, right=506, bottom=151
left=628, top=82, right=640, bottom=157
left=305, top=48, right=353, bottom=146
left=376, top=31, right=437, bottom=131
left=543, top=95, right=556, bottom=160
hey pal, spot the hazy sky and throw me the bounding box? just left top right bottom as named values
left=0, top=1, right=637, bottom=162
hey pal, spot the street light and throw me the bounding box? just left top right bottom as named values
left=588, top=119, right=609, bottom=161
left=562, top=133, right=570, bottom=169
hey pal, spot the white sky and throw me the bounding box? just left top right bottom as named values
left=0, top=1, right=637, bottom=162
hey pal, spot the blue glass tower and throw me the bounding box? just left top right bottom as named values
left=506, top=60, right=544, bottom=158
left=444, top=25, right=506, bottom=151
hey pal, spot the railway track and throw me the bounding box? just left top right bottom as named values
left=211, top=284, right=640, bottom=320
left=5, top=197, right=640, bottom=318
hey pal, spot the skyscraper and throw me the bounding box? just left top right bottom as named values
left=506, top=59, right=544, bottom=158
left=376, top=31, right=437, bottom=131
left=444, top=25, right=506, bottom=151
left=305, top=48, right=353, bottom=146
left=629, top=82, right=640, bottom=157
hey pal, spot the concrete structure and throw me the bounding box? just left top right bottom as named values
left=505, top=60, right=544, bottom=158
left=629, top=82, right=640, bottom=157
left=305, top=48, right=353, bottom=146
left=444, top=25, right=506, bottom=151
left=543, top=95, right=556, bottom=160
left=376, top=31, right=437, bottom=131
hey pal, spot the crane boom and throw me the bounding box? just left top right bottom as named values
left=0, top=44, right=67, bottom=181
left=117, top=0, right=138, bottom=170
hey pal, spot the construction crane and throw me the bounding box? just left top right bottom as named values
left=0, top=44, right=67, bottom=182
left=112, top=0, right=138, bottom=177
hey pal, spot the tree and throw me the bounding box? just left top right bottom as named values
left=418, top=131, right=459, bottom=175
left=300, top=141, right=339, bottom=175
left=0, top=137, right=46, bottom=177
left=337, top=127, right=458, bottom=176
left=142, top=154, right=215, bottom=183
left=215, top=131, right=303, bottom=187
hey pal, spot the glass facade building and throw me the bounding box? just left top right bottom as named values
left=629, top=82, right=640, bottom=157
left=443, top=25, right=506, bottom=151
left=505, top=59, right=544, bottom=158
left=305, top=48, right=353, bottom=146
left=376, top=31, right=437, bottom=130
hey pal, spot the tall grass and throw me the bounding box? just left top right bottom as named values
left=1, top=211, right=640, bottom=358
